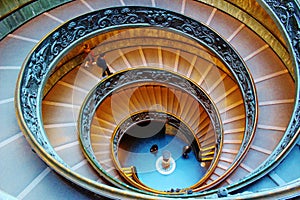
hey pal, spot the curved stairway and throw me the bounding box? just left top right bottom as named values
left=41, top=32, right=247, bottom=189
left=0, top=0, right=299, bottom=199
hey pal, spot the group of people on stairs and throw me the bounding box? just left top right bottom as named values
left=83, top=43, right=112, bottom=77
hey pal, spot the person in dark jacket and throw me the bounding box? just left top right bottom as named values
left=182, top=145, right=192, bottom=158
left=150, top=144, right=158, bottom=153
left=83, top=43, right=95, bottom=67
left=96, top=53, right=112, bottom=77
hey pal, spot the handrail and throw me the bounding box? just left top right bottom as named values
left=226, top=179, right=300, bottom=199
left=123, top=166, right=158, bottom=190
left=200, top=145, right=215, bottom=152
left=0, top=0, right=71, bottom=41
left=78, top=68, right=224, bottom=194
left=0, top=0, right=37, bottom=20
left=40, top=20, right=253, bottom=191
left=111, top=111, right=206, bottom=194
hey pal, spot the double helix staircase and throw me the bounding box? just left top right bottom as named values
left=0, top=0, right=299, bottom=199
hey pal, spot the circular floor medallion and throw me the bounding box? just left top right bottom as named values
left=155, top=156, right=176, bottom=175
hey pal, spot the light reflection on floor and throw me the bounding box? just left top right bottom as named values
left=119, top=134, right=207, bottom=191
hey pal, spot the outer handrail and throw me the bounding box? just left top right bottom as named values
left=0, top=0, right=71, bottom=41
left=0, top=0, right=37, bottom=20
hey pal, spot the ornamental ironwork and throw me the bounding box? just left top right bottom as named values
left=78, top=69, right=223, bottom=193
left=15, top=5, right=264, bottom=198
left=17, top=5, right=257, bottom=168
left=79, top=68, right=223, bottom=163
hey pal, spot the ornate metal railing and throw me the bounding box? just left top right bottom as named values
left=111, top=111, right=205, bottom=194
left=16, top=6, right=260, bottom=199
left=78, top=68, right=223, bottom=194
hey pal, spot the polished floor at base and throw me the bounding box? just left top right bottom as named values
left=119, top=133, right=207, bottom=191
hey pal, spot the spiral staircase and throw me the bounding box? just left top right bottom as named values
left=0, top=0, right=299, bottom=199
